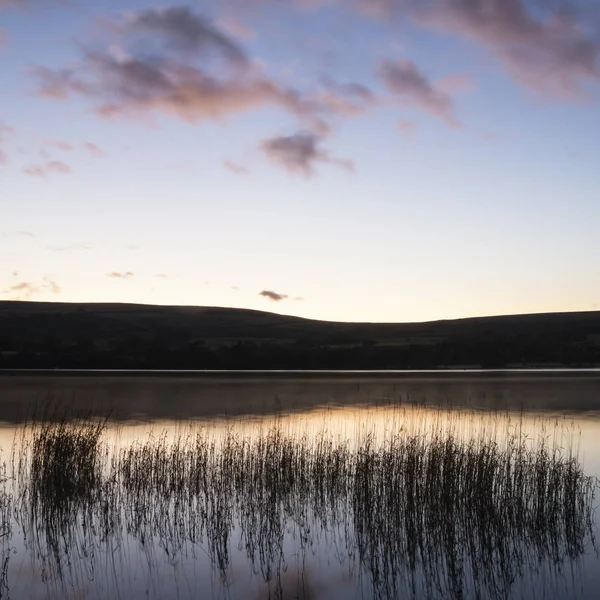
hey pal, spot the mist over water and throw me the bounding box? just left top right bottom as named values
left=0, top=374, right=599, bottom=599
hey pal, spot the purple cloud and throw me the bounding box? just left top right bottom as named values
left=259, top=290, right=288, bottom=301
left=1, top=277, right=61, bottom=300
left=23, top=160, right=71, bottom=177
left=31, top=6, right=372, bottom=137
left=261, top=132, right=354, bottom=177
left=23, top=165, right=46, bottom=178
left=0, top=121, right=14, bottom=165
left=48, top=140, right=74, bottom=151
left=223, top=159, right=249, bottom=175
left=397, top=120, right=417, bottom=136
left=379, top=59, right=459, bottom=127
left=107, top=271, right=134, bottom=279
left=122, top=6, right=249, bottom=65
left=84, top=142, right=105, bottom=157
left=365, top=0, right=600, bottom=99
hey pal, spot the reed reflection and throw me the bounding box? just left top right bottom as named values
left=1, top=405, right=598, bottom=599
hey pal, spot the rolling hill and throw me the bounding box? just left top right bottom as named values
left=1, top=301, right=600, bottom=370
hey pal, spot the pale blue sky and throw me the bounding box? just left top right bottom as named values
left=1, top=0, right=599, bottom=322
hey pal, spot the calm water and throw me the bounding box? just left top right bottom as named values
left=0, top=373, right=599, bottom=600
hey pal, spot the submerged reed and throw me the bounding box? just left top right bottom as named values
left=6, top=406, right=600, bottom=599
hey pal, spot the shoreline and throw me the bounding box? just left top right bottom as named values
left=2, top=368, right=600, bottom=379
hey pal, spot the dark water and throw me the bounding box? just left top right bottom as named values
left=0, top=373, right=599, bottom=599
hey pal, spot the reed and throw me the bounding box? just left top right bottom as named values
left=7, top=406, right=600, bottom=599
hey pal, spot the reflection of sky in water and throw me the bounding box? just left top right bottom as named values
left=0, top=378, right=599, bottom=599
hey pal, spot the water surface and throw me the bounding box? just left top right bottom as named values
left=0, top=373, right=599, bottom=599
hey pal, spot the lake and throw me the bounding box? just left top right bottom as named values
left=0, top=372, right=599, bottom=599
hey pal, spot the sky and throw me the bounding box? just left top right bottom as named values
left=1, top=0, right=600, bottom=323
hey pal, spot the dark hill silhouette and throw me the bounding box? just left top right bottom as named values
left=1, top=301, right=600, bottom=370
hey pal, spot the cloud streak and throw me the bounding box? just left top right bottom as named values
left=0, top=121, right=13, bottom=165
left=84, top=142, right=105, bottom=157
left=107, top=271, right=134, bottom=279
left=414, top=0, right=600, bottom=98
left=122, top=6, right=249, bottom=66
left=31, top=5, right=377, bottom=139
left=261, top=132, right=354, bottom=177
left=379, top=59, right=459, bottom=126
left=31, top=6, right=345, bottom=132
left=259, top=290, right=288, bottom=301
left=23, top=160, right=71, bottom=177
left=49, top=242, right=91, bottom=252
left=1, top=277, right=61, bottom=300
left=362, top=0, right=600, bottom=99
left=223, top=159, right=249, bottom=175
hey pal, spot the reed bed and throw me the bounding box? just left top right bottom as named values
left=4, top=406, right=599, bottom=599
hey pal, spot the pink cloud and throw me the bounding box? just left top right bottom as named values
left=33, top=56, right=327, bottom=130
left=84, top=142, right=105, bottom=157
left=379, top=59, right=460, bottom=127
left=317, top=80, right=377, bottom=116
left=31, top=6, right=369, bottom=135
left=23, top=165, right=46, bottom=178
left=0, top=0, right=23, bottom=8
left=261, top=132, right=354, bottom=177
left=47, top=160, right=70, bottom=173
left=217, top=17, right=256, bottom=41
left=121, top=6, right=249, bottom=66
left=0, top=27, right=9, bottom=48
left=436, top=74, right=476, bottom=94
left=23, top=160, right=71, bottom=177
left=397, top=120, right=417, bottom=136
left=370, top=0, right=600, bottom=99
left=223, top=159, right=249, bottom=175
left=1, top=277, right=61, bottom=300
left=47, top=140, right=74, bottom=151
left=0, top=121, right=14, bottom=165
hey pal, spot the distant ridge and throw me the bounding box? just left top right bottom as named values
left=1, top=302, right=600, bottom=369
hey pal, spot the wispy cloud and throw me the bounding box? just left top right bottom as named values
left=259, top=290, right=288, bottom=302
left=47, top=160, right=70, bottom=172
left=123, top=6, right=249, bottom=65
left=47, top=139, right=74, bottom=152
left=0, top=27, right=9, bottom=48
left=0, top=121, right=14, bottom=165
left=23, top=160, right=71, bottom=177
left=31, top=6, right=369, bottom=137
left=369, top=0, right=600, bottom=100
left=1, top=277, right=61, bottom=300
left=223, top=159, right=249, bottom=175
left=397, top=120, right=417, bottom=136
left=107, top=271, right=135, bottom=279
left=84, top=142, right=105, bottom=157
left=317, top=80, right=377, bottom=116
left=23, top=165, right=45, bottom=178
left=48, top=242, right=91, bottom=252
left=0, top=0, right=23, bottom=10
left=379, top=59, right=460, bottom=127
left=261, top=132, right=354, bottom=177
left=32, top=7, right=317, bottom=127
